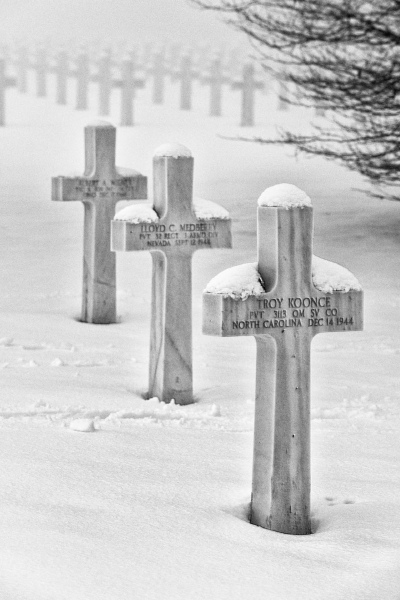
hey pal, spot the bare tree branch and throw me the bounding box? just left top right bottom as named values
left=190, top=0, right=400, bottom=199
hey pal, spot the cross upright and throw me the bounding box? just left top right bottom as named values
left=232, top=62, right=264, bottom=126
left=203, top=184, right=363, bottom=535
left=52, top=121, right=147, bottom=324
left=176, top=53, right=197, bottom=111
left=111, top=144, right=232, bottom=405
left=201, top=54, right=228, bottom=117
left=116, top=55, right=145, bottom=126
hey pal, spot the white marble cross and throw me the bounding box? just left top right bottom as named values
left=52, top=122, right=147, bottom=324
left=115, top=55, right=145, bottom=126
left=201, top=54, right=228, bottom=117
left=176, top=53, right=197, bottom=111
left=111, top=144, right=232, bottom=405
left=232, top=62, right=264, bottom=126
left=203, top=184, right=363, bottom=535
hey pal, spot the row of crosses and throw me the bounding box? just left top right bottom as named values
left=52, top=121, right=363, bottom=536
left=6, top=45, right=267, bottom=127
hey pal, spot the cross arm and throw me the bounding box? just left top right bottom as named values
left=112, top=77, right=146, bottom=89
left=203, top=289, right=363, bottom=337
left=231, top=80, right=243, bottom=90
left=111, top=213, right=231, bottom=253
left=199, top=71, right=212, bottom=85
left=52, top=168, right=147, bottom=203
left=231, top=79, right=264, bottom=91
left=203, top=261, right=363, bottom=338
left=170, top=67, right=181, bottom=82
left=193, top=217, right=232, bottom=251
left=199, top=71, right=230, bottom=86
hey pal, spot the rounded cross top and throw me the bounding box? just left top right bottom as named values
left=86, top=120, right=115, bottom=128
left=258, top=183, right=312, bottom=209
left=154, top=143, right=192, bottom=159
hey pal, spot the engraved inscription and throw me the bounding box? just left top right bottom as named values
left=231, top=296, right=355, bottom=331
left=74, top=177, right=141, bottom=199
left=134, top=222, right=219, bottom=248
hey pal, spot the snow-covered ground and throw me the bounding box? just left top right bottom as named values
left=0, top=70, right=399, bottom=600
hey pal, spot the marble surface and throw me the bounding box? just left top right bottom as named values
left=52, top=122, right=147, bottom=324
left=112, top=146, right=232, bottom=404
left=203, top=201, right=363, bottom=534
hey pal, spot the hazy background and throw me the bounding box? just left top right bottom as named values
left=1, top=0, right=247, bottom=49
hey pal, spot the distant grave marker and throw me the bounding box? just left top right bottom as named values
left=112, top=144, right=232, bottom=405
left=201, top=55, right=227, bottom=117
left=116, top=55, right=145, bottom=126
left=232, top=62, right=263, bottom=126
left=52, top=122, right=147, bottom=324
left=176, top=53, right=197, bottom=110
left=203, top=184, right=363, bottom=535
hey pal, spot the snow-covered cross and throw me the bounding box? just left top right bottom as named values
left=115, top=55, right=145, bottom=126
left=203, top=184, right=363, bottom=535
left=201, top=54, right=228, bottom=117
left=232, top=62, right=264, bottom=126
left=51, top=121, right=147, bottom=324
left=111, top=143, right=232, bottom=405
left=175, top=53, right=197, bottom=111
